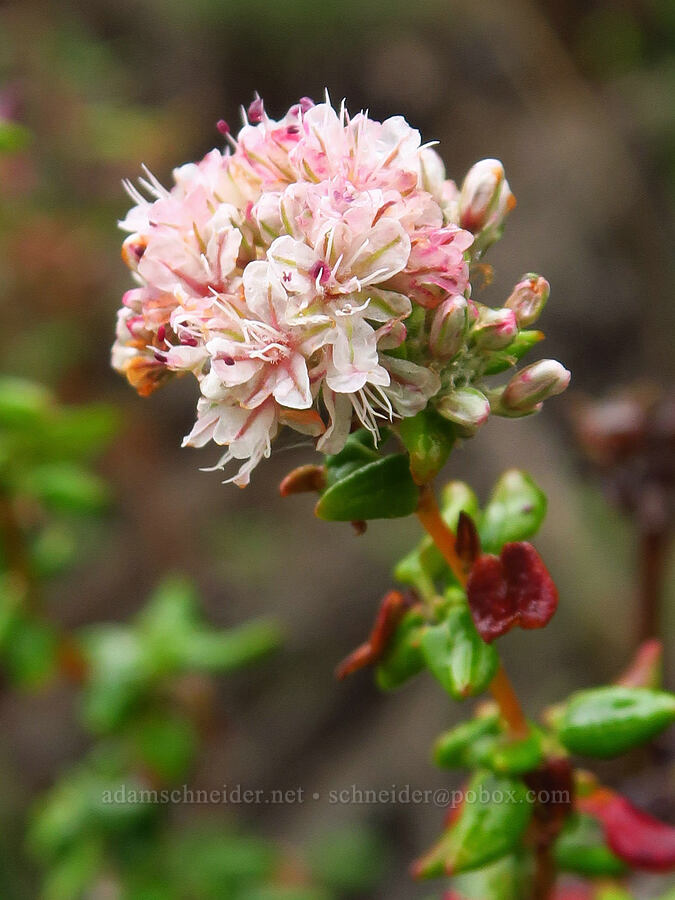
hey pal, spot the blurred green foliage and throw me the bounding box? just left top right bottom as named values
left=0, top=377, right=386, bottom=899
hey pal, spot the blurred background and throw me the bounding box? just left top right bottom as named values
left=0, top=0, right=673, bottom=897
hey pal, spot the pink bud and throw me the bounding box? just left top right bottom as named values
left=247, top=95, right=265, bottom=124
left=216, top=119, right=230, bottom=136
left=436, top=387, right=490, bottom=436
left=459, top=159, right=514, bottom=236
left=500, top=360, right=570, bottom=414
left=429, top=295, right=468, bottom=359
left=472, top=306, right=518, bottom=351
left=505, top=274, right=550, bottom=327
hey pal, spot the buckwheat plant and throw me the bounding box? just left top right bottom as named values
left=113, top=94, right=675, bottom=900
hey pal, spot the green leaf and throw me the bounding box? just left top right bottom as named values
left=21, top=463, right=109, bottom=515
left=0, top=376, right=52, bottom=429
left=451, top=853, right=533, bottom=900
left=595, top=886, right=636, bottom=900
left=316, top=453, right=419, bottom=521
left=136, top=575, right=201, bottom=670
left=3, top=615, right=59, bottom=688
left=171, top=827, right=278, bottom=894
left=30, top=524, right=77, bottom=578
left=39, top=405, right=119, bottom=461
left=180, top=619, right=282, bottom=672
left=375, top=608, right=426, bottom=690
left=414, top=771, right=533, bottom=877
left=434, top=712, right=501, bottom=768
left=240, top=888, right=330, bottom=900
left=471, top=729, right=543, bottom=776
left=554, top=813, right=627, bottom=876
left=440, top=481, right=481, bottom=529
left=131, top=713, right=197, bottom=781
left=398, top=408, right=456, bottom=484
left=0, top=119, right=31, bottom=153
left=80, top=627, right=150, bottom=732
left=479, top=470, right=547, bottom=552
left=306, top=823, right=388, bottom=893
left=29, top=771, right=97, bottom=860
left=421, top=605, right=499, bottom=699
left=553, top=686, right=675, bottom=757
left=41, top=838, right=103, bottom=900
left=323, top=428, right=380, bottom=487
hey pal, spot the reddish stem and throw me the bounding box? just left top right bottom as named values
left=637, top=527, right=668, bottom=644
left=415, top=484, right=529, bottom=738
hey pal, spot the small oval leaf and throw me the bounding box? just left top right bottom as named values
left=316, top=454, right=419, bottom=521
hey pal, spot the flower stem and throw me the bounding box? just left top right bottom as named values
left=415, top=484, right=529, bottom=738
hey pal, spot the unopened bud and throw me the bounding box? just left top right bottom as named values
left=459, top=159, right=514, bottom=236
left=429, top=295, right=468, bottom=360
left=505, top=274, right=550, bottom=327
left=500, top=360, right=570, bottom=414
left=472, top=306, right=518, bottom=351
left=436, top=387, right=490, bottom=436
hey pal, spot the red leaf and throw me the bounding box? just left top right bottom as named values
left=501, top=542, right=558, bottom=631
left=579, top=788, right=675, bottom=872
left=279, top=464, right=325, bottom=496
left=456, top=511, right=481, bottom=567
left=335, top=589, right=416, bottom=680
left=467, top=542, right=558, bottom=642
left=465, top=553, right=518, bottom=641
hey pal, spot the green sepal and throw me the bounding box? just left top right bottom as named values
left=482, top=331, right=544, bottom=375
left=316, top=453, right=419, bottom=521
left=421, top=605, right=499, bottom=699
left=414, top=770, right=533, bottom=877
left=553, top=686, right=675, bottom=757
left=398, top=408, right=456, bottom=484
left=478, top=469, right=547, bottom=552
left=434, top=711, right=501, bottom=768
left=375, top=608, right=426, bottom=691
left=553, top=813, right=627, bottom=877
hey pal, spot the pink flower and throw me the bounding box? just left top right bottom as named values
left=112, top=93, right=568, bottom=484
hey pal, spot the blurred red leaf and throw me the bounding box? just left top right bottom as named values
left=579, top=787, right=675, bottom=872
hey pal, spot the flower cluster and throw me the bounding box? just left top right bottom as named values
left=112, top=94, right=569, bottom=484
